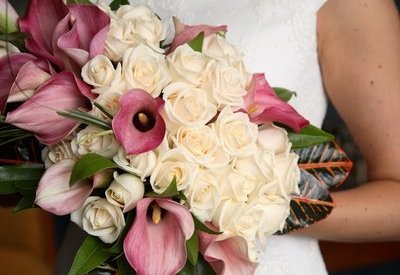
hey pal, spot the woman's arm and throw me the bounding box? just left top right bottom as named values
left=300, top=0, right=400, bottom=242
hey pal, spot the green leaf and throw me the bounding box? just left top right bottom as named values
left=186, top=232, right=199, bottom=266
left=145, top=177, right=179, bottom=198
left=57, top=109, right=112, bottom=130
left=273, top=87, right=297, bottom=102
left=70, top=153, right=118, bottom=186
left=188, top=32, right=204, bottom=52
left=192, top=214, right=221, bottom=235
left=92, top=101, right=114, bottom=119
left=110, top=0, right=129, bottom=10
left=288, top=124, right=334, bottom=149
left=0, top=32, right=27, bottom=49
left=68, top=236, right=111, bottom=275
left=0, top=164, right=44, bottom=182
left=177, top=255, right=216, bottom=275
left=66, top=0, right=92, bottom=4
left=0, top=181, right=16, bottom=194
left=13, top=197, right=35, bottom=213
left=117, top=255, right=137, bottom=275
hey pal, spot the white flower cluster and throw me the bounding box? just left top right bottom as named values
left=41, top=5, right=300, bottom=260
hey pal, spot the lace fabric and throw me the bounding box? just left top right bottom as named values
left=130, top=0, right=329, bottom=274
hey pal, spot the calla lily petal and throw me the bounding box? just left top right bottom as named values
left=8, top=60, right=52, bottom=102
left=123, top=198, right=194, bottom=275
left=5, top=71, right=91, bottom=144
left=112, top=89, right=166, bottom=155
left=199, top=232, right=257, bottom=275
left=0, top=0, right=19, bottom=33
left=168, top=17, right=227, bottom=53
left=19, top=0, right=68, bottom=68
left=35, top=159, right=93, bottom=215
left=244, top=73, right=309, bottom=132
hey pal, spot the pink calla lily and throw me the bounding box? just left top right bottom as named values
left=199, top=232, right=257, bottom=275
left=19, top=0, right=109, bottom=73
left=35, top=159, right=93, bottom=215
left=112, top=89, right=166, bottom=155
left=168, top=17, right=228, bottom=53
left=243, top=73, right=309, bottom=132
left=5, top=71, right=91, bottom=144
left=124, top=198, right=195, bottom=275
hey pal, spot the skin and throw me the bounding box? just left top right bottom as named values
left=297, top=0, right=400, bottom=242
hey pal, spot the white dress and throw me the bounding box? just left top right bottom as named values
left=132, top=0, right=329, bottom=274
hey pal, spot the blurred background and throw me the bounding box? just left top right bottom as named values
left=1, top=0, right=399, bottom=274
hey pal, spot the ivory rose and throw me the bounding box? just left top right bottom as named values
left=201, top=60, right=248, bottom=108
left=42, top=140, right=77, bottom=168
left=81, top=55, right=122, bottom=94
left=71, top=196, right=125, bottom=243
left=150, top=149, right=198, bottom=194
left=162, top=82, right=217, bottom=129
left=105, top=172, right=145, bottom=212
left=214, top=106, right=258, bottom=157
left=122, top=44, right=171, bottom=97
left=169, top=125, right=230, bottom=168
left=113, top=147, right=157, bottom=180
left=167, top=44, right=208, bottom=87
left=71, top=125, right=119, bottom=159
left=105, top=5, right=166, bottom=61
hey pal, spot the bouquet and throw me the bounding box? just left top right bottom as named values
left=0, top=0, right=352, bottom=274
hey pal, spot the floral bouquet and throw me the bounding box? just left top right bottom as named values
left=0, top=0, right=352, bottom=274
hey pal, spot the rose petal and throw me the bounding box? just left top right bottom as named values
left=199, top=232, right=257, bottom=275
left=123, top=198, right=194, bottom=275
left=35, top=159, right=93, bottom=215
left=168, top=17, right=228, bottom=53
left=5, top=71, right=91, bottom=144
left=244, top=73, right=309, bottom=132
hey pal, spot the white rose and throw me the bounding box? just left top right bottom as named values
left=258, top=123, right=291, bottom=154
left=91, top=91, right=122, bottom=121
left=167, top=44, right=208, bottom=86
left=42, top=140, right=77, bottom=168
left=219, top=168, right=257, bottom=202
left=212, top=198, right=243, bottom=235
left=169, top=125, right=230, bottom=168
left=71, top=196, right=125, bottom=243
left=274, top=153, right=300, bottom=199
left=150, top=149, right=198, bottom=194
left=233, top=153, right=270, bottom=183
left=71, top=125, right=119, bottom=159
left=185, top=168, right=221, bottom=222
left=0, top=41, right=19, bottom=58
left=122, top=44, right=171, bottom=97
left=202, top=34, right=239, bottom=60
left=162, top=82, right=217, bottom=128
left=81, top=55, right=122, bottom=94
left=215, top=107, right=258, bottom=157
left=105, top=172, right=145, bottom=212
left=113, top=146, right=157, bottom=180
left=104, top=5, right=166, bottom=61
left=201, top=60, right=248, bottom=108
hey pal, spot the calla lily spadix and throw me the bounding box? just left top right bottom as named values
left=112, top=89, right=166, bottom=155
left=123, top=198, right=195, bottom=275
left=243, top=73, right=309, bottom=132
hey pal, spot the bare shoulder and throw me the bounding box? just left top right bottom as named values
left=316, top=0, right=400, bottom=181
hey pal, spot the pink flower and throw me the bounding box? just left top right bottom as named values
left=0, top=53, right=52, bottom=113
left=112, top=89, right=166, bottom=155
left=168, top=17, right=228, bottom=53
left=5, top=71, right=91, bottom=144
left=35, top=159, right=93, bottom=215
left=124, top=198, right=195, bottom=275
left=243, top=73, right=309, bottom=132
left=19, top=0, right=110, bottom=73
left=199, top=232, right=257, bottom=275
